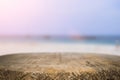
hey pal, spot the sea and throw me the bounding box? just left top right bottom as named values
left=0, top=36, right=120, bottom=45
left=31, top=36, right=120, bottom=45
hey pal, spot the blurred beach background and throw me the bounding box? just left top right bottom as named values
left=0, top=36, right=120, bottom=56
left=0, top=0, right=120, bottom=56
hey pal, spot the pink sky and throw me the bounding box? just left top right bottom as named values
left=0, top=0, right=120, bottom=36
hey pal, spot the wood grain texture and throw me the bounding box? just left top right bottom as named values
left=0, top=53, right=120, bottom=80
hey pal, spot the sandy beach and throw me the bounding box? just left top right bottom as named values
left=0, top=40, right=119, bottom=56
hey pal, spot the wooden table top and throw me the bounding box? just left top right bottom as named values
left=0, top=53, right=120, bottom=80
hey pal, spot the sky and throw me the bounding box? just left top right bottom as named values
left=0, top=0, right=120, bottom=36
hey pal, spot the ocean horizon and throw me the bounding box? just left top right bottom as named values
left=0, top=36, right=120, bottom=45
